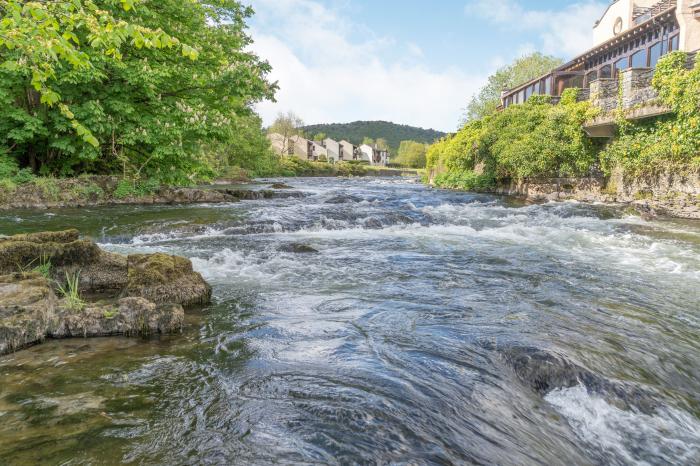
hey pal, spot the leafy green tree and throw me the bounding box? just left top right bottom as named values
left=462, top=52, right=563, bottom=123
left=375, top=138, right=389, bottom=151
left=394, top=141, right=427, bottom=168
left=362, top=137, right=375, bottom=145
left=269, top=111, right=305, bottom=155
left=0, top=0, right=275, bottom=182
left=313, top=132, right=327, bottom=142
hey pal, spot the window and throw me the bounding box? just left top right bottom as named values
left=585, top=70, right=598, bottom=87
left=525, top=85, right=532, bottom=100
left=531, top=83, right=539, bottom=96
left=599, top=65, right=612, bottom=79
left=669, top=34, right=679, bottom=52
left=519, top=89, right=526, bottom=103
left=649, top=41, right=662, bottom=67
left=544, top=78, right=552, bottom=95
left=614, top=57, right=628, bottom=75
left=631, top=49, right=647, bottom=68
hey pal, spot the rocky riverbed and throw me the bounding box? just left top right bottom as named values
left=0, top=229, right=212, bottom=354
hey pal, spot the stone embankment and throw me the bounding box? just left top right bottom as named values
left=430, top=168, right=700, bottom=219
left=0, top=230, right=212, bottom=355
left=491, top=170, right=700, bottom=219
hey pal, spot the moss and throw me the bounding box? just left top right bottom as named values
left=0, top=239, right=100, bottom=274
left=1, top=229, right=80, bottom=244
left=126, top=254, right=193, bottom=286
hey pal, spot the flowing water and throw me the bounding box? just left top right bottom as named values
left=1, top=177, right=699, bottom=465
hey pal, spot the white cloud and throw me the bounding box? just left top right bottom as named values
left=248, top=0, right=486, bottom=132
left=465, top=0, right=607, bottom=58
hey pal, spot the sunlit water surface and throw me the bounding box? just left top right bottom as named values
left=1, top=177, right=699, bottom=465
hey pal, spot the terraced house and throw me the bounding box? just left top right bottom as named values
left=500, top=0, right=700, bottom=135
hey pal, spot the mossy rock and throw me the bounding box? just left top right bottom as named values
left=124, top=253, right=211, bottom=306
left=0, top=229, right=80, bottom=245
left=0, top=273, right=59, bottom=355
left=0, top=238, right=101, bottom=275
left=52, top=298, right=183, bottom=338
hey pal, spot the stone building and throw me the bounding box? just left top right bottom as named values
left=500, top=0, right=699, bottom=110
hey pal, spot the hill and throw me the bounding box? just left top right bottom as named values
left=301, top=121, right=446, bottom=151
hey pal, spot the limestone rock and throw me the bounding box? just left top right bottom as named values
left=0, top=273, right=58, bottom=354
left=123, top=253, right=211, bottom=306
left=52, top=298, right=183, bottom=338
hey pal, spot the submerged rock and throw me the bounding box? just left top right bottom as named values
left=278, top=243, right=319, bottom=254
left=500, top=346, right=658, bottom=413
left=270, top=182, right=293, bottom=189
left=0, top=230, right=211, bottom=355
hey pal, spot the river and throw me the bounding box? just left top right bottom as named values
left=1, top=177, right=699, bottom=465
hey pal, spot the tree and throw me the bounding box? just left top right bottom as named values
left=0, top=0, right=276, bottom=182
left=313, top=132, right=327, bottom=142
left=375, top=138, right=389, bottom=150
left=269, top=111, right=305, bottom=155
left=394, top=141, right=427, bottom=168
left=462, top=52, right=563, bottom=123
left=362, top=137, right=375, bottom=145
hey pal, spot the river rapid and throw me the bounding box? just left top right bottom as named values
left=1, top=177, right=699, bottom=465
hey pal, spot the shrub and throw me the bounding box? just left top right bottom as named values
left=114, top=179, right=136, bottom=199
left=32, top=177, right=61, bottom=201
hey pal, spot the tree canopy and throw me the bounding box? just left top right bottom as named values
left=0, top=0, right=276, bottom=182
left=462, top=52, right=563, bottom=123
left=394, top=141, right=427, bottom=168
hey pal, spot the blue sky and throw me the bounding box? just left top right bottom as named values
left=247, top=0, right=607, bottom=131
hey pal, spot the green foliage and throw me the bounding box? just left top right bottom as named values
left=32, top=254, right=52, bottom=279
left=394, top=141, right=428, bottom=168
left=0, top=0, right=276, bottom=183
left=56, top=271, right=85, bottom=312
left=429, top=90, right=598, bottom=185
left=433, top=171, right=496, bottom=190
left=32, top=177, right=60, bottom=201
left=276, top=157, right=369, bottom=177
left=302, top=121, right=446, bottom=152
left=113, top=178, right=158, bottom=198
left=600, top=53, right=700, bottom=175
left=463, top=52, right=563, bottom=122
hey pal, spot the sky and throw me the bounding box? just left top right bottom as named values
left=246, top=0, right=608, bottom=132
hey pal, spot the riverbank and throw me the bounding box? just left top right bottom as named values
left=0, top=165, right=417, bottom=210
left=429, top=168, right=700, bottom=220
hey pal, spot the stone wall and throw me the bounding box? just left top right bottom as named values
left=590, top=78, right=618, bottom=113
left=619, top=68, right=659, bottom=108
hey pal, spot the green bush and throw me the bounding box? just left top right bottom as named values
left=0, top=155, right=19, bottom=179
left=114, top=180, right=136, bottom=199
left=32, top=177, right=60, bottom=201
left=427, top=89, right=598, bottom=187
left=433, top=171, right=496, bottom=190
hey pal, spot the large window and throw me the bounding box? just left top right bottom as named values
left=649, top=41, right=663, bottom=67
left=544, top=78, right=551, bottom=95
left=599, top=65, right=612, bottom=79
left=631, top=49, right=647, bottom=68
left=585, top=70, right=598, bottom=87
left=614, top=57, right=629, bottom=75
left=669, top=34, right=679, bottom=52
left=525, top=85, right=532, bottom=100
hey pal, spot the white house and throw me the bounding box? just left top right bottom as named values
left=310, top=141, right=327, bottom=161
left=339, top=140, right=358, bottom=161
left=359, top=144, right=389, bottom=166
left=323, top=138, right=341, bottom=163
